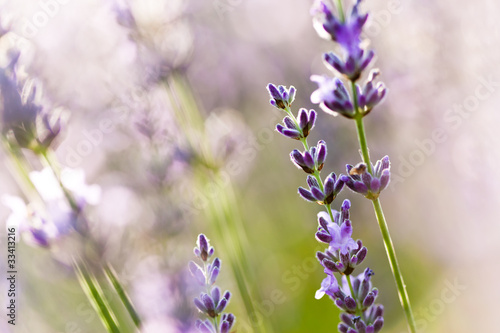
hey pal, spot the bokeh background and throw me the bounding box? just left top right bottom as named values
left=1, top=0, right=499, bottom=332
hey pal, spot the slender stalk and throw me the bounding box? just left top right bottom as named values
left=74, top=260, right=121, bottom=333
left=104, top=264, right=142, bottom=330
left=350, top=83, right=417, bottom=333
left=336, top=0, right=345, bottom=23
left=371, top=199, right=416, bottom=332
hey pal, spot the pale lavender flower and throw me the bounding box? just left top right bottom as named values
left=315, top=270, right=339, bottom=299
left=310, top=75, right=355, bottom=118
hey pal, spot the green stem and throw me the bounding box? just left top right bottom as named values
left=371, top=199, right=416, bottom=333
left=104, top=264, right=142, bottom=329
left=336, top=0, right=346, bottom=23
left=350, top=83, right=417, bottom=333
left=74, top=260, right=121, bottom=333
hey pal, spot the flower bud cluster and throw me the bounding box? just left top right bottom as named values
left=189, top=234, right=235, bottom=333
left=345, top=156, right=391, bottom=200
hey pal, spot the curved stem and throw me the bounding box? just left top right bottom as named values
left=350, top=83, right=417, bottom=333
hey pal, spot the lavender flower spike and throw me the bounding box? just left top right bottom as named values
left=189, top=234, right=235, bottom=333
left=346, top=156, right=391, bottom=200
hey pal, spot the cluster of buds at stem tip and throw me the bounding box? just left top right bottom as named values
left=266, top=83, right=296, bottom=110
left=189, top=234, right=235, bottom=333
left=276, top=108, right=317, bottom=140
left=298, top=172, right=347, bottom=205
left=345, top=156, right=391, bottom=200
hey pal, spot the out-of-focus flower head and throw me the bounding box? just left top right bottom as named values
left=311, top=0, right=374, bottom=81
left=2, top=167, right=101, bottom=247
left=0, top=53, right=63, bottom=153
left=310, top=75, right=355, bottom=118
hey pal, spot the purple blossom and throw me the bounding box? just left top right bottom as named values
left=355, top=69, right=387, bottom=116
left=311, top=0, right=368, bottom=54
left=316, top=203, right=358, bottom=255
left=324, top=48, right=375, bottom=82
left=290, top=140, right=327, bottom=174
left=316, top=200, right=367, bottom=275
left=266, top=83, right=296, bottom=110
left=315, top=270, right=339, bottom=299
left=310, top=75, right=355, bottom=118
left=298, top=173, right=347, bottom=205
left=345, top=156, right=391, bottom=199
left=193, top=234, right=214, bottom=262
left=193, top=288, right=231, bottom=318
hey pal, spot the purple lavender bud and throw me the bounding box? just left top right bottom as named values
left=316, top=231, right=333, bottom=243
left=335, top=298, right=345, bottom=309
left=363, top=292, right=375, bottom=309
left=298, top=108, right=308, bottom=130
left=344, top=296, right=357, bottom=312
left=223, top=290, right=231, bottom=302
left=211, top=287, right=221, bottom=305
left=355, top=319, right=367, bottom=333
left=311, top=186, right=325, bottom=201
left=308, top=109, right=317, bottom=130
left=318, top=215, right=329, bottom=231
left=220, top=313, right=235, bottom=333
left=356, top=247, right=367, bottom=264
left=373, top=318, right=384, bottom=332
left=322, top=259, right=337, bottom=272
left=267, top=83, right=296, bottom=110
left=338, top=323, right=349, bottom=333
left=381, top=155, right=390, bottom=170
left=215, top=298, right=228, bottom=313
left=189, top=261, right=206, bottom=286
left=370, top=178, right=381, bottom=193
left=194, top=297, right=208, bottom=313
left=374, top=304, right=384, bottom=318
left=316, top=140, right=327, bottom=166
left=195, top=234, right=213, bottom=261
left=304, top=152, right=315, bottom=170
left=298, top=187, right=317, bottom=202
left=202, top=294, right=216, bottom=316
left=195, top=319, right=215, bottom=333
left=347, top=329, right=357, bottom=333
left=340, top=313, right=353, bottom=326
left=310, top=75, right=355, bottom=118
left=324, top=172, right=335, bottom=193
left=316, top=251, right=328, bottom=262
left=276, top=124, right=301, bottom=139
left=379, top=169, right=390, bottom=191
left=283, top=116, right=296, bottom=129
left=361, top=172, right=372, bottom=188
left=366, top=326, right=375, bottom=333
left=209, top=266, right=220, bottom=285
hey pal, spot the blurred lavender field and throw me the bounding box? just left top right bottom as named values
left=1, top=0, right=500, bottom=332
